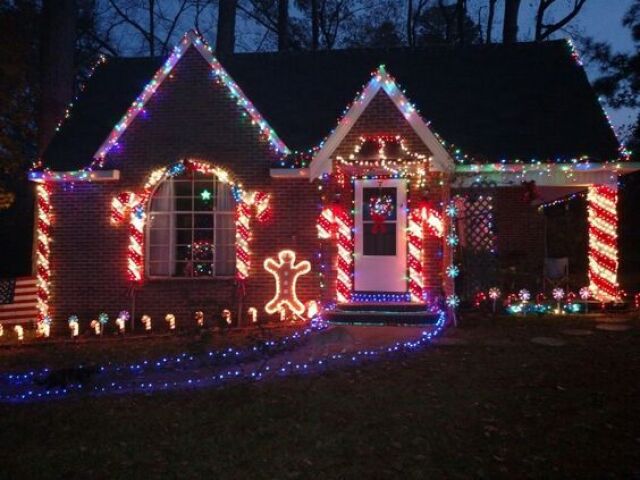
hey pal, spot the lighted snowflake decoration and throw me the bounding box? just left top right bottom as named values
left=518, top=289, right=531, bottom=302
left=42, top=315, right=52, bottom=325
left=445, top=203, right=458, bottom=217
left=488, top=287, right=501, bottom=300
left=446, top=264, right=460, bottom=278
left=446, top=233, right=459, bottom=246
left=98, top=312, right=109, bottom=324
left=446, top=294, right=460, bottom=308
left=117, top=310, right=130, bottom=322
left=68, top=315, right=79, bottom=324
left=552, top=288, right=565, bottom=301
left=579, top=286, right=590, bottom=300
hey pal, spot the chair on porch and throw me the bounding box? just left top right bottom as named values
left=543, top=257, right=569, bottom=292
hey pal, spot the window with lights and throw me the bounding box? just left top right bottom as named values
left=147, top=172, right=236, bottom=278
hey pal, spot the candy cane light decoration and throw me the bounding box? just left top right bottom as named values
left=408, top=206, right=444, bottom=303
left=587, top=185, right=620, bottom=302
left=317, top=205, right=353, bottom=303
left=111, top=192, right=144, bottom=282
left=35, top=183, right=52, bottom=329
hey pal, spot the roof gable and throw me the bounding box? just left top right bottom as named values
left=91, top=30, right=289, bottom=168
left=309, top=65, right=454, bottom=179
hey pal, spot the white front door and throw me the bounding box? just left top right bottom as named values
left=354, top=179, right=407, bottom=293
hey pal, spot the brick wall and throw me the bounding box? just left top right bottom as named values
left=48, top=46, right=320, bottom=333
left=493, top=187, right=546, bottom=291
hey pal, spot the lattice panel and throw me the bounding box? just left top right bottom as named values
left=461, top=193, right=497, bottom=253
left=454, top=182, right=498, bottom=300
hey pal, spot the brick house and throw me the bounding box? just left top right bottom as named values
left=31, top=31, right=638, bottom=333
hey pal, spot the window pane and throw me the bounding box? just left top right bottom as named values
left=194, top=229, right=213, bottom=242
left=149, top=229, right=171, bottom=245
left=175, top=261, right=191, bottom=277
left=194, top=195, right=214, bottom=211
left=149, top=261, right=170, bottom=276
left=176, top=198, right=192, bottom=211
left=175, top=245, right=191, bottom=261
left=150, top=245, right=170, bottom=261
left=217, top=184, right=234, bottom=211
left=363, top=187, right=397, bottom=221
left=149, top=214, right=170, bottom=229
left=191, top=241, right=213, bottom=261
left=194, top=214, right=214, bottom=229
left=363, top=222, right=396, bottom=256
left=176, top=229, right=192, bottom=245
left=173, top=180, right=192, bottom=197
left=175, top=214, right=192, bottom=228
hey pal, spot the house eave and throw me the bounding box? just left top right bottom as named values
left=270, top=168, right=310, bottom=179
left=28, top=169, right=121, bottom=183
left=453, top=162, right=640, bottom=188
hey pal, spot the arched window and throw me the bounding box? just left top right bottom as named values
left=147, top=171, right=235, bottom=278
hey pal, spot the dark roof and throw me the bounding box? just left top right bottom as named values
left=41, top=40, right=621, bottom=171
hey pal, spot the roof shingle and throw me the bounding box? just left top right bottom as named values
left=41, top=40, right=621, bottom=171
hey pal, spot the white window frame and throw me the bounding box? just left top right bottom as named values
left=146, top=174, right=236, bottom=280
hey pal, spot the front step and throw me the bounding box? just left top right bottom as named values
left=326, top=303, right=440, bottom=326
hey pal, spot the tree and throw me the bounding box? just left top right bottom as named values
left=217, top=0, right=237, bottom=54
left=278, top=0, right=289, bottom=50
left=411, top=2, right=482, bottom=45
left=39, top=0, right=77, bottom=153
left=104, top=0, right=194, bottom=56
left=587, top=0, right=640, bottom=158
left=502, top=0, right=520, bottom=43
left=486, top=0, right=497, bottom=43
left=534, top=0, right=588, bottom=42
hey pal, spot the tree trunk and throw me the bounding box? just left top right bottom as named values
left=503, top=0, right=521, bottom=44
left=407, top=0, right=414, bottom=48
left=149, top=0, right=155, bottom=56
left=456, top=0, right=466, bottom=44
left=278, top=0, right=289, bottom=51
left=217, top=0, right=237, bottom=55
left=486, top=0, right=497, bottom=43
left=39, top=0, right=77, bottom=153
left=311, top=0, right=319, bottom=50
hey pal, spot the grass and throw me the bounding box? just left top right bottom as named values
left=0, top=315, right=639, bottom=479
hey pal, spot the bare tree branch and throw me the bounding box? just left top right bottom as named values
left=535, top=0, right=588, bottom=41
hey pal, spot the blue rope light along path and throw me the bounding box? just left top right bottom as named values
left=0, top=312, right=446, bottom=403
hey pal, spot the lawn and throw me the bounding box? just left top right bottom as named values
left=0, top=315, right=638, bottom=479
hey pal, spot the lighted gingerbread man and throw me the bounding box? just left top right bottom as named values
left=264, top=250, right=311, bottom=317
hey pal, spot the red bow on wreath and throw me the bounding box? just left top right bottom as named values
left=371, top=212, right=387, bottom=234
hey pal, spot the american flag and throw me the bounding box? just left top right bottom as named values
left=0, top=277, right=38, bottom=324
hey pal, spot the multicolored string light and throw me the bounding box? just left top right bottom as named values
left=35, top=184, right=53, bottom=328
left=93, top=31, right=288, bottom=167
left=317, top=205, right=354, bottom=303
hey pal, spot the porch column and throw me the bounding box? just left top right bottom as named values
left=587, top=185, right=620, bottom=301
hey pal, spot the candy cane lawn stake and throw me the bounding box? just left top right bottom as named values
left=141, top=315, right=152, bottom=331
left=488, top=287, right=501, bottom=314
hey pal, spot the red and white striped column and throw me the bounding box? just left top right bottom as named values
left=35, top=183, right=53, bottom=323
left=587, top=185, right=620, bottom=302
